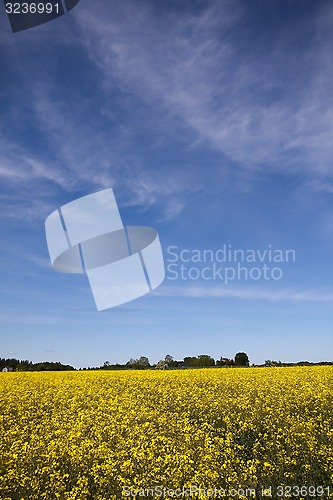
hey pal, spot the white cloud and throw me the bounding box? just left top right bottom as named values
left=78, top=0, right=333, bottom=182
left=0, top=132, right=71, bottom=190
left=5, top=80, right=190, bottom=220
left=157, top=285, right=333, bottom=303
left=2, top=0, right=333, bottom=224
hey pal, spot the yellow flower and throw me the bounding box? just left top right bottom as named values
left=0, top=366, right=332, bottom=498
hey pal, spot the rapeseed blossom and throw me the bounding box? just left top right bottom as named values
left=0, top=366, right=332, bottom=499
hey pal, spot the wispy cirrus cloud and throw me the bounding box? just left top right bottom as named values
left=157, top=285, right=333, bottom=303
left=0, top=73, right=192, bottom=221
left=2, top=0, right=333, bottom=226
left=78, top=0, right=333, bottom=182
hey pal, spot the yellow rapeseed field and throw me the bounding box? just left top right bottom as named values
left=0, top=366, right=333, bottom=499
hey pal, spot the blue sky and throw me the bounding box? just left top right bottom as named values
left=0, top=0, right=332, bottom=368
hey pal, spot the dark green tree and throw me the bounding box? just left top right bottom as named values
left=126, top=357, right=150, bottom=369
left=234, top=352, right=249, bottom=366
left=197, top=355, right=215, bottom=367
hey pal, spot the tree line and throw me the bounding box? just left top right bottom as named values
left=0, top=358, right=75, bottom=372
left=0, top=353, right=249, bottom=372
left=100, top=352, right=250, bottom=370
left=1, top=354, right=332, bottom=372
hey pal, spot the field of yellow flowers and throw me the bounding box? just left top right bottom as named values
left=1, top=366, right=333, bottom=499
